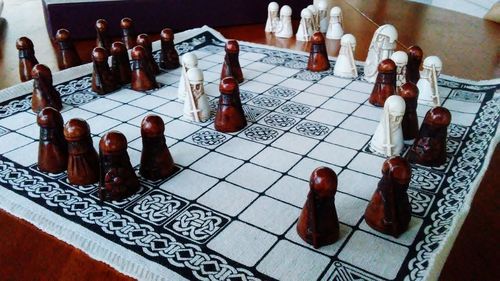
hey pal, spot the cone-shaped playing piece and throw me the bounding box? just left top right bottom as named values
left=391, top=51, right=408, bottom=88
left=296, top=8, right=313, bottom=41
left=370, top=95, right=405, bottom=157
left=137, top=33, right=160, bottom=75
left=214, top=77, right=247, bottom=133
left=159, top=28, right=180, bottom=69
left=307, top=32, right=330, bottom=72
left=417, top=56, right=443, bottom=106
left=37, top=107, right=68, bottom=173
left=99, top=131, right=139, bottom=201
left=55, top=29, right=82, bottom=70
left=297, top=166, right=340, bottom=248
left=64, top=118, right=99, bottom=185
left=307, top=5, right=319, bottom=32
left=399, top=82, right=419, bottom=141
left=369, top=59, right=397, bottom=107
left=92, top=47, right=119, bottom=95
left=275, top=5, right=293, bottom=38
left=365, top=156, right=411, bottom=237
left=131, top=45, right=157, bottom=91
left=183, top=67, right=211, bottom=122
left=265, top=2, right=279, bottom=33
left=364, top=24, right=398, bottom=83
left=333, top=34, right=357, bottom=78
left=16, top=37, right=39, bottom=82
left=31, top=64, right=62, bottom=113
left=407, top=106, right=451, bottom=166
left=318, top=0, right=329, bottom=33
left=221, top=40, right=243, bottom=83
left=120, top=17, right=136, bottom=49
left=95, top=19, right=111, bottom=52
left=111, top=41, right=132, bottom=85
left=140, top=115, right=176, bottom=180
left=326, top=6, right=343, bottom=39
left=177, top=52, right=198, bottom=100
left=406, top=46, right=423, bottom=85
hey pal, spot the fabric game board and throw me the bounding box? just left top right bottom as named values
left=0, top=26, right=498, bottom=281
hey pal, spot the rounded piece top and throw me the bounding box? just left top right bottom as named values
left=31, top=64, right=52, bottom=79
left=55, top=29, right=71, bottom=42
left=16, top=37, right=34, bottom=50
left=318, top=0, right=328, bottom=10
left=111, top=41, right=127, bottom=55
left=340, top=34, right=356, bottom=46
left=391, top=51, right=408, bottom=66
left=382, top=156, right=411, bottom=185
left=309, top=166, right=337, bottom=198
left=301, top=8, right=313, bottom=18
left=64, top=118, right=91, bottom=141
left=377, top=24, right=398, bottom=42
left=187, top=67, right=204, bottom=83
left=120, top=17, right=133, bottom=29
left=99, top=130, right=128, bottom=153
left=219, top=77, right=238, bottom=94
left=131, top=45, right=146, bottom=60
left=307, top=4, right=318, bottom=14
left=280, top=5, right=292, bottom=16
left=399, top=82, right=419, bottom=99
left=311, top=32, right=325, bottom=44
left=141, top=114, right=165, bottom=137
left=37, top=107, right=63, bottom=128
left=225, top=40, right=240, bottom=53
left=377, top=58, right=397, bottom=73
left=407, top=45, right=423, bottom=59
left=160, top=28, right=174, bottom=41
left=330, top=6, right=342, bottom=16
left=92, top=47, right=108, bottom=62
left=424, top=106, right=451, bottom=127
left=423, top=56, right=442, bottom=71
left=268, top=2, right=279, bottom=11
left=385, top=95, right=406, bottom=117
left=136, top=34, right=151, bottom=47
left=182, top=52, right=198, bottom=68
left=95, top=19, right=108, bottom=32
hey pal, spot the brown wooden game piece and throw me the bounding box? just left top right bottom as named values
left=364, top=156, right=411, bottom=237
left=214, top=77, right=247, bottom=133
left=140, top=115, right=176, bottom=180
left=63, top=118, right=99, bottom=185
left=136, top=33, right=160, bottom=75
left=221, top=40, right=244, bottom=83
left=297, top=166, right=340, bottom=249
left=406, top=45, right=423, bottom=85
left=120, top=17, right=135, bottom=49
left=16, top=37, right=39, bottom=82
left=31, top=64, right=62, bottom=113
left=407, top=106, right=452, bottom=166
left=110, top=41, right=132, bottom=85
left=369, top=58, right=397, bottom=107
left=95, top=19, right=111, bottom=52
left=55, top=29, right=82, bottom=70
left=399, top=82, right=419, bottom=141
left=307, top=32, right=330, bottom=72
left=99, top=131, right=140, bottom=201
left=131, top=45, right=158, bottom=91
left=91, top=47, right=119, bottom=95
left=37, top=107, right=68, bottom=173
left=159, top=28, right=180, bottom=70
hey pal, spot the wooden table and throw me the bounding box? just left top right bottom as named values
left=0, top=0, right=498, bottom=280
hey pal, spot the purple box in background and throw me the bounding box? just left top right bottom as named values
left=42, top=0, right=305, bottom=40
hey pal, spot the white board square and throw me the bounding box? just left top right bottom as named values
left=325, top=128, right=371, bottom=150
left=87, top=115, right=121, bottom=134
left=4, top=141, right=39, bottom=166
left=0, top=112, right=34, bottom=130
left=251, top=147, right=301, bottom=173
left=191, top=152, right=243, bottom=178
left=339, top=116, right=378, bottom=135
left=198, top=181, right=258, bottom=216
left=291, top=92, right=328, bottom=107
left=80, top=98, right=122, bottom=113
left=245, top=61, right=276, bottom=72
left=318, top=75, right=352, bottom=88
left=280, top=78, right=313, bottom=91
left=16, top=123, right=38, bottom=139
left=128, top=95, right=169, bottom=110
left=215, top=137, right=265, bottom=160
left=266, top=175, right=309, bottom=208
left=305, top=83, right=341, bottom=97
left=288, top=157, right=342, bottom=181
left=226, top=163, right=281, bottom=192
left=153, top=101, right=184, bottom=118
left=61, top=108, right=96, bottom=121
left=337, top=169, right=379, bottom=200
left=285, top=223, right=352, bottom=256
left=308, top=142, right=357, bottom=167
left=348, top=152, right=385, bottom=177
left=335, top=192, right=368, bottom=226
left=169, top=142, right=209, bottom=166
left=321, top=98, right=360, bottom=114
left=240, top=81, right=273, bottom=93
left=346, top=80, right=373, bottom=94
left=272, top=133, right=319, bottom=155
left=103, top=104, right=147, bottom=121
left=160, top=169, right=218, bottom=200
left=353, top=105, right=383, bottom=121
left=334, top=89, right=370, bottom=103
left=253, top=73, right=286, bottom=85
left=164, top=119, right=201, bottom=140
left=359, top=216, right=423, bottom=246
left=106, top=88, right=145, bottom=103
left=268, top=66, right=300, bottom=77
left=306, top=108, right=347, bottom=126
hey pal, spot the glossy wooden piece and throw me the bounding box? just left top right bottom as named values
left=99, top=131, right=140, bottom=201
left=37, top=107, right=68, bottom=173
left=364, top=156, right=411, bottom=237
left=54, top=29, right=82, bottom=70
left=140, top=115, right=176, bottom=180
left=120, top=17, right=136, bottom=49
left=369, top=58, right=397, bottom=107
left=136, top=33, right=160, bottom=75
left=130, top=45, right=157, bottom=92
left=91, top=47, right=119, bottom=95
left=16, top=37, right=39, bottom=82
left=31, top=64, right=62, bottom=113
left=95, top=19, right=111, bottom=52
left=406, top=45, right=423, bottom=85
left=407, top=106, right=452, bottom=166
left=159, top=28, right=180, bottom=70
left=307, top=32, right=330, bottom=72
left=297, top=167, right=339, bottom=248
left=214, top=77, right=247, bottom=133
left=399, top=82, right=419, bottom=141
left=110, top=42, right=132, bottom=85
left=221, top=40, right=244, bottom=83
left=63, top=118, right=99, bottom=185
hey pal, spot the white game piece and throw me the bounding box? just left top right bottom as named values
left=177, top=52, right=198, bottom=101
left=265, top=2, right=280, bottom=33
left=391, top=51, right=408, bottom=88
left=326, top=6, right=344, bottom=40
left=307, top=4, right=320, bottom=32
left=275, top=5, right=293, bottom=38
left=317, top=0, right=329, bottom=33
left=296, top=8, right=314, bottom=42
left=183, top=67, right=210, bottom=122
left=417, top=56, right=443, bottom=106
left=370, top=95, right=406, bottom=157
left=364, top=24, right=398, bottom=83
left=333, top=34, right=358, bottom=78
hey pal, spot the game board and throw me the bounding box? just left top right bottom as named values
left=0, top=26, right=498, bottom=281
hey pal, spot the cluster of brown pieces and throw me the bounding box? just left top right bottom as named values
left=297, top=156, right=412, bottom=248
left=38, top=111, right=175, bottom=201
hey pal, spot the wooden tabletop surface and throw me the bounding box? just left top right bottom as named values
left=0, top=0, right=498, bottom=280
